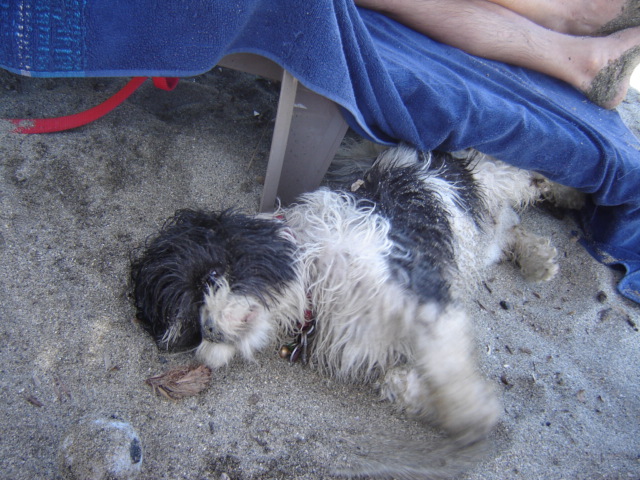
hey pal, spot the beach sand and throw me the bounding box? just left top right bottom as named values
left=0, top=67, right=638, bottom=479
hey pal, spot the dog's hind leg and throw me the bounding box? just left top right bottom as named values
left=508, top=225, right=559, bottom=282
left=534, top=174, right=586, bottom=210
left=382, top=304, right=500, bottom=444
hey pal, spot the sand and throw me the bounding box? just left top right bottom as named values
left=0, top=67, right=638, bottom=479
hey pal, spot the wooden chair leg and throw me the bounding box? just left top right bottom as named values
left=259, top=70, right=298, bottom=211
left=218, top=54, right=348, bottom=212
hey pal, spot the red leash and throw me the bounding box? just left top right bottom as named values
left=7, top=77, right=178, bottom=134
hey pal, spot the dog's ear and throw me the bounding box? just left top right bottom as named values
left=222, top=214, right=298, bottom=304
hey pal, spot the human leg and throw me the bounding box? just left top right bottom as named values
left=354, top=0, right=640, bottom=109
left=356, top=0, right=637, bottom=36
left=485, top=0, right=635, bottom=36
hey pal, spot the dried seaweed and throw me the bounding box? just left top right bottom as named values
left=145, top=364, right=212, bottom=400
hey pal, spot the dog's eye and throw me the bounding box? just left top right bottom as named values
left=207, top=270, right=219, bottom=285
left=201, top=269, right=220, bottom=290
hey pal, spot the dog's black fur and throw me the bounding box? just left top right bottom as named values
left=352, top=151, right=485, bottom=304
left=131, top=210, right=298, bottom=350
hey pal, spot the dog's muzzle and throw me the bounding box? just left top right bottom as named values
left=201, top=319, right=225, bottom=343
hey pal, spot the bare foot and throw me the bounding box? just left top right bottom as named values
left=595, top=0, right=640, bottom=36
left=583, top=28, right=640, bottom=109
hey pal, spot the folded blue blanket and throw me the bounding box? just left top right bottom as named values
left=2, top=0, right=640, bottom=302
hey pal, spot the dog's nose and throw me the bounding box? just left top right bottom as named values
left=201, top=321, right=225, bottom=343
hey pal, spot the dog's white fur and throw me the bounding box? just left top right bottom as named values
left=194, top=145, right=573, bottom=446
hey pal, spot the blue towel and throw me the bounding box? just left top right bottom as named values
left=2, top=0, right=640, bottom=302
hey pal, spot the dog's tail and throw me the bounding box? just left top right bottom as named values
left=334, top=434, right=490, bottom=479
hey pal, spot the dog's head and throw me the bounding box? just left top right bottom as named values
left=130, top=209, right=298, bottom=363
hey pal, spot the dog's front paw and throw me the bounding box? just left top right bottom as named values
left=511, top=226, right=558, bottom=282
left=196, top=341, right=237, bottom=369
left=517, top=240, right=558, bottom=282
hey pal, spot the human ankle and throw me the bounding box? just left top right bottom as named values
left=585, top=44, right=640, bottom=109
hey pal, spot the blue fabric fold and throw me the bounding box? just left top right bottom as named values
left=2, top=0, right=640, bottom=302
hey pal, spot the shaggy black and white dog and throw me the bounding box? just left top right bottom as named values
left=131, top=144, right=575, bottom=475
